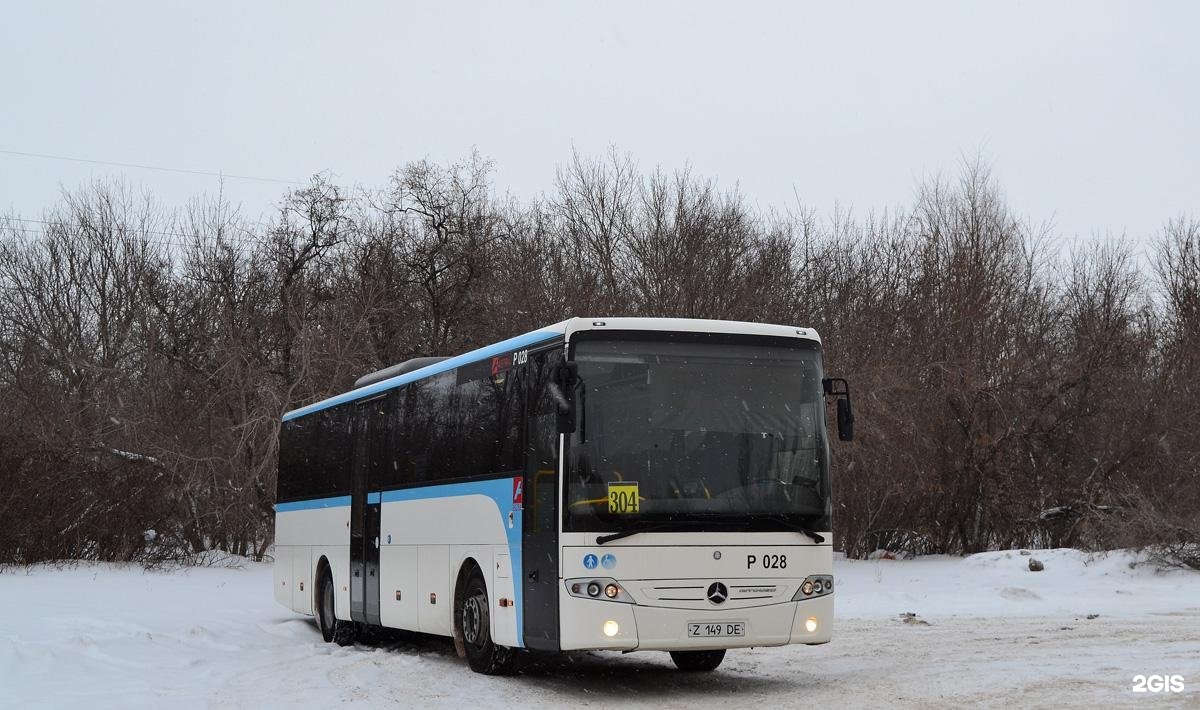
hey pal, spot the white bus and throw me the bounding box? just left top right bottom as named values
left=274, top=317, right=853, bottom=674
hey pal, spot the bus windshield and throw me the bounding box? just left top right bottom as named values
left=564, top=332, right=831, bottom=533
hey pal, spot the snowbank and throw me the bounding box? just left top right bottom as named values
left=1, top=550, right=1196, bottom=708
left=835, top=548, right=1199, bottom=619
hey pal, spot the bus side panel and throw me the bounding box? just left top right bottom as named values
left=489, top=546, right=517, bottom=647
left=291, top=545, right=313, bottom=614
left=379, top=485, right=521, bottom=643
left=378, top=545, right=418, bottom=630
left=418, top=545, right=450, bottom=634
left=273, top=543, right=293, bottom=609
left=275, top=503, right=352, bottom=617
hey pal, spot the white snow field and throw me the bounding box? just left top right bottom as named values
left=2, top=549, right=1197, bottom=709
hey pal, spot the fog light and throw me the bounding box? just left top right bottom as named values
left=805, top=617, right=818, bottom=633
left=603, top=620, right=619, bottom=637
left=801, top=580, right=814, bottom=596
left=604, top=583, right=620, bottom=599
left=587, top=582, right=601, bottom=597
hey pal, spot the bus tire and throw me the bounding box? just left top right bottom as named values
left=669, top=649, right=726, bottom=672
left=316, top=567, right=357, bottom=647
left=457, top=570, right=516, bottom=675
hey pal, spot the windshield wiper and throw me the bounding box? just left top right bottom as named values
left=596, top=523, right=675, bottom=545
left=596, top=517, right=826, bottom=545
left=761, top=515, right=826, bottom=543
left=595, top=519, right=722, bottom=545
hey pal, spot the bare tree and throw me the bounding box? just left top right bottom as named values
left=1, top=154, right=1197, bottom=566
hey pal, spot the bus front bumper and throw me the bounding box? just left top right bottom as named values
left=556, top=591, right=834, bottom=652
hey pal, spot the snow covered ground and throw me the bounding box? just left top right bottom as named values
left=2, top=549, right=1197, bottom=709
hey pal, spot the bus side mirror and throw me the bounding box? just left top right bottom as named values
left=822, top=377, right=855, bottom=442
left=556, top=362, right=579, bottom=433
left=836, top=398, right=854, bottom=442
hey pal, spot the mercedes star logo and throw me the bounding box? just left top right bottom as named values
left=706, top=582, right=728, bottom=605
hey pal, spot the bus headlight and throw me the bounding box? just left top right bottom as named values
left=565, top=577, right=634, bottom=603
left=792, top=575, right=834, bottom=601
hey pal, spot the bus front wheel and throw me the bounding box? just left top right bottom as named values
left=316, top=567, right=357, bottom=647
left=670, top=649, right=726, bottom=672
left=457, top=570, right=516, bottom=675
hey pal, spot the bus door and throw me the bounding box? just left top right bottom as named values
left=350, top=392, right=389, bottom=626
left=523, top=348, right=561, bottom=650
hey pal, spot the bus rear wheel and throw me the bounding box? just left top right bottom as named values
left=670, top=649, right=726, bottom=672
left=457, top=571, right=516, bottom=675
left=316, top=567, right=357, bottom=647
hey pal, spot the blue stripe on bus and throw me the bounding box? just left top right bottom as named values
left=380, top=478, right=524, bottom=648
left=282, top=328, right=562, bottom=421
left=274, top=495, right=351, bottom=512
left=367, top=492, right=381, bottom=505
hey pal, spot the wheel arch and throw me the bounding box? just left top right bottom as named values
left=313, top=555, right=333, bottom=614
left=452, top=557, right=485, bottom=657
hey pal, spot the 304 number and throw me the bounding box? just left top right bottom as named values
left=608, top=485, right=640, bottom=514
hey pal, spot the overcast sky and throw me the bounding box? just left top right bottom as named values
left=2, top=1, right=1196, bottom=250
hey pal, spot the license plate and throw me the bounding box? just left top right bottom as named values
left=688, top=622, right=745, bottom=638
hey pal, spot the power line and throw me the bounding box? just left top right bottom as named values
left=2, top=217, right=356, bottom=259
left=3, top=216, right=268, bottom=246
left=0, top=220, right=286, bottom=255
left=0, top=148, right=306, bottom=186
left=0, top=223, right=263, bottom=252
